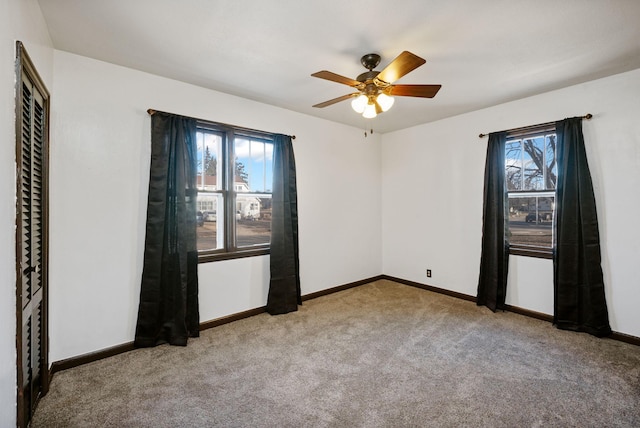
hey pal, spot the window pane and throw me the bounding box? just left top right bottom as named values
left=196, top=132, right=222, bottom=190
left=197, top=193, right=224, bottom=251
left=234, top=138, right=273, bottom=193
left=196, top=131, right=224, bottom=252
left=236, top=194, right=271, bottom=247
left=505, top=140, right=522, bottom=191
left=545, top=134, right=557, bottom=189
left=250, top=140, right=266, bottom=192
left=522, top=137, right=545, bottom=190
left=508, top=195, right=555, bottom=248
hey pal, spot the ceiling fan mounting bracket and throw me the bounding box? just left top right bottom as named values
left=360, top=53, right=381, bottom=70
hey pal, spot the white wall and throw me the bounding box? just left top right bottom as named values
left=1, top=0, right=53, bottom=424
left=382, top=68, right=640, bottom=338
left=49, top=50, right=382, bottom=362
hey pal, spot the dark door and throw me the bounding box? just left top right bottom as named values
left=16, top=42, right=49, bottom=428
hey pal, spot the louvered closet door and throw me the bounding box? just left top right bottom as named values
left=17, top=51, right=49, bottom=427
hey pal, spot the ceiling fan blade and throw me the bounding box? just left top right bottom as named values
left=311, top=70, right=362, bottom=87
left=388, top=84, right=442, bottom=98
left=312, top=93, right=358, bottom=108
left=375, top=51, right=426, bottom=84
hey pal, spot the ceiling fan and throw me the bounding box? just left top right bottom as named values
left=311, top=51, right=441, bottom=118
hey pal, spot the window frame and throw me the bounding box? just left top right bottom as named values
left=195, top=120, right=274, bottom=263
left=505, top=126, right=557, bottom=259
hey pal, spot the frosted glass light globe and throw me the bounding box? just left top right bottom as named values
left=376, top=93, right=395, bottom=112
left=363, top=103, right=377, bottom=119
left=351, top=94, right=368, bottom=113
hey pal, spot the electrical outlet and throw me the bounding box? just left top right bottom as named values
left=426, top=269, right=432, bottom=278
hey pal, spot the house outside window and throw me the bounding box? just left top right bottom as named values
left=195, top=122, right=274, bottom=261
left=505, top=126, right=557, bottom=258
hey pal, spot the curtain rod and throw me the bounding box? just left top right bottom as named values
left=478, top=114, right=592, bottom=138
left=147, top=108, right=296, bottom=140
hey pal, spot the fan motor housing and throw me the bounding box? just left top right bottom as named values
left=356, top=70, right=380, bottom=83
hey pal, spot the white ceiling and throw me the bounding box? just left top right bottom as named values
left=38, top=0, right=640, bottom=133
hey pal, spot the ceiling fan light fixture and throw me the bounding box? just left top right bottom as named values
left=351, top=94, right=368, bottom=113
left=376, top=93, right=395, bottom=112
left=363, top=102, right=377, bottom=119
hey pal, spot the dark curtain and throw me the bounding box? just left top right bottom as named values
left=554, top=118, right=611, bottom=337
left=477, top=131, right=509, bottom=312
left=135, top=112, right=200, bottom=347
left=266, top=134, right=301, bottom=315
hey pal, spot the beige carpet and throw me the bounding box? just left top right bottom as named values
left=32, top=280, right=640, bottom=427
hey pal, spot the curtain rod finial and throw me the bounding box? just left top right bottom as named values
left=585, top=113, right=592, bottom=120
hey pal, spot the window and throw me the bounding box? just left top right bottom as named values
left=505, top=127, right=557, bottom=258
left=195, top=122, right=274, bottom=261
